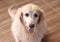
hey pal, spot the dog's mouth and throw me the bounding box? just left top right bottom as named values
left=28, top=28, right=34, bottom=33
left=24, top=24, right=35, bottom=34
left=25, top=26, right=34, bottom=33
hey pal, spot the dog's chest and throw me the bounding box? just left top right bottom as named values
left=19, top=30, right=43, bottom=42
left=21, top=34, right=42, bottom=42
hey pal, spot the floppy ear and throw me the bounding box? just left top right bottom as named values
left=8, top=5, right=17, bottom=20
left=37, top=9, right=44, bottom=23
left=20, top=12, right=23, bottom=23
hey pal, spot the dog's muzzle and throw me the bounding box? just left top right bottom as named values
left=28, top=24, right=35, bottom=33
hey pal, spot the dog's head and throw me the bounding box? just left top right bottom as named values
left=8, top=4, right=44, bottom=34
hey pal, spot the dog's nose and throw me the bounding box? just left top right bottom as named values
left=29, top=24, right=35, bottom=28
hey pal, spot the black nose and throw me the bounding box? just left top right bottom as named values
left=29, top=24, right=35, bottom=28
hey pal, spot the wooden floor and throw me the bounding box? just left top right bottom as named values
left=0, top=0, right=60, bottom=42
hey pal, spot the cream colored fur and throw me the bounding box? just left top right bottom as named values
left=8, top=4, right=47, bottom=42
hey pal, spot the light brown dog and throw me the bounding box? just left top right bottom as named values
left=8, top=4, right=47, bottom=42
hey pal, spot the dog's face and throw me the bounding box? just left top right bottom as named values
left=8, top=4, right=44, bottom=34
left=22, top=10, right=40, bottom=33
left=23, top=11, right=39, bottom=28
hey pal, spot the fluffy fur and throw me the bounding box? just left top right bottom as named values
left=8, top=4, right=46, bottom=42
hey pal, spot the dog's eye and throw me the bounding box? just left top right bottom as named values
left=25, top=13, right=29, bottom=17
left=34, top=13, right=38, bottom=17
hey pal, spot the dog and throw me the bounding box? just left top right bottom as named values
left=8, top=4, right=47, bottom=42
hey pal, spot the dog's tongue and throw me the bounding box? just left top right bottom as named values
left=29, top=28, right=34, bottom=33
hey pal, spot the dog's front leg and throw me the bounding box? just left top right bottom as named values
left=14, top=38, right=21, bottom=42
left=14, top=35, right=21, bottom=42
left=15, top=39, right=20, bottom=42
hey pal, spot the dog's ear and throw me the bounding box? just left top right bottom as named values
left=20, top=12, right=23, bottom=23
left=38, top=9, right=44, bottom=23
left=8, top=5, right=18, bottom=20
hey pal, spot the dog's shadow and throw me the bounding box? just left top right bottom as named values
left=41, top=35, right=49, bottom=42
